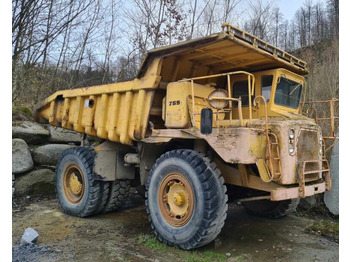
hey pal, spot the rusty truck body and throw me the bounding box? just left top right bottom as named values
left=34, top=24, right=331, bottom=250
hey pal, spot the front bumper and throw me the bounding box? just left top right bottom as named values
left=270, top=159, right=331, bottom=201
left=271, top=181, right=326, bottom=201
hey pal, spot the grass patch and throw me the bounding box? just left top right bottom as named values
left=137, top=234, right=227, bottom=261
left=185, top=250, right=227, bottom=262
left=12, top=106, right=32, bottom=117
left=137, top=234, right=167, bottom=252
left=305, top=219, right=339, bottom=242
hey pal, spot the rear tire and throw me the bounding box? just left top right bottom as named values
left=146, top=150, right=228, bottom=250
left=242, top=198, right=300, bottom=219
left=103, top=180, right=131, bottom=213
left=55, top=147, right=109, bottom=217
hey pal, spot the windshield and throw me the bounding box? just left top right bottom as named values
left=274, top=77, right=302, bottom=109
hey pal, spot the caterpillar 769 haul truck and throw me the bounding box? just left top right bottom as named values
left=34, top=24, right=331, bottom=250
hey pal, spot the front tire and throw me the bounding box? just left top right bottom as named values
left=55, top=147, right=109, bottom=217
left=146, top=150, right=228, bottom=250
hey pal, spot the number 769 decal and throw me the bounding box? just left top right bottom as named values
left=169, top=100, right=181, bottom=106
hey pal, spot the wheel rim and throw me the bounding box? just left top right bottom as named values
left=63, top=164, right=85, bottom=204
left=158, top=173, right=194, bottom=227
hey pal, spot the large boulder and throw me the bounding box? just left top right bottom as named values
left=12, top=121, right=49, bottom=145
left=15, top=169, right=55, bottom=195
left=44, top=125, right=82, bottom=144
left=32, top=144, right=75, bottom=166
left=324, top=134, right=339, bottom=216
left=12, top=139, right=34, bottom=174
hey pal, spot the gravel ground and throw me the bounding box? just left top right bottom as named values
left=12, top=194, right=338, bottom=262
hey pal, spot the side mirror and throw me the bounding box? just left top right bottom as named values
left=200, top=108, right=213, bottom=135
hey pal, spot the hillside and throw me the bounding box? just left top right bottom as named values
left=292, top=40, right=339, bottom=143
left=293, top=39, right=339, bottom=102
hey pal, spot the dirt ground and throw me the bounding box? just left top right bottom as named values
left=12, top=195, right=338, bottom=262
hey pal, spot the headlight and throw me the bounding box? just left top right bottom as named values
left=319, top=135, right=323, bottom=155
left=289, top=129, right=295, bottom=139
left=208, top=89, right=229, bottom=109
left=288, top=129, right=295, bottom=155
left=289, top=144, right=295, bottom=154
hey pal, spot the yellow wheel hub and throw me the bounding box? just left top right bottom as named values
left=158, top=173, right=194, bottom=227
left=69, top=173, right=83, bottom=195
left=63, top=165, right=85, bottom=204
left=167, top=182, right=189, bottom=216
left=173, top=192, right=183, bottom=206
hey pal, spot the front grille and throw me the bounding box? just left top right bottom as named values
left=297, top=129, right=318, bottom=162
left=297, top=129, right=321, bottom=181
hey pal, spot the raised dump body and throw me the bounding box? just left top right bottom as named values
left=34, top=24, right=308, bottom=144
left=34, top=24, right=331, bottom=251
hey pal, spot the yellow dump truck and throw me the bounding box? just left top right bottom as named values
left=34, top=23, right=331, bottom=250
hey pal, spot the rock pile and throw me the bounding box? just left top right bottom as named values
left=12, top=117, right=82, bottom=196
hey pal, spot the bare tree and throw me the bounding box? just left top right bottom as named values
left=272, top=7, right=282, bottom=47
left=244, top=0, right=275, bottom=40
left=204, top=0, right=218, bottom=35
left=327, top=0, right=338, bottom=39
left=222, top=0, right=241, bottom=23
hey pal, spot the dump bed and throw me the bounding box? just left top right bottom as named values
left=34, top=75, right=161, bottom=145
left=34, top=24, right=308, bottom=145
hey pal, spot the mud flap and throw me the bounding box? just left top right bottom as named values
left=256, top=159, right=271, bottom=183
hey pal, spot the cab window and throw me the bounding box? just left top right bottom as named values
left=261, top=75, right=273, bottom=102
left=233, top=80, right=254, bottom=106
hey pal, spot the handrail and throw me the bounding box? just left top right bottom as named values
left=254, top=96, right=273, bottom=182
left=301, top=98, right=339, bottom=140
left=254, top=96, right=269, bottom=137
left=178, top=70, right=255, bottom=82
left=304, top=106, right=318, bottom=121
left=181, top=70, right=255, bottom=127
left=209, top=96, right=243, bottom=126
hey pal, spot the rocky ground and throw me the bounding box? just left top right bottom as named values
left=12, top=194, right=338, bottom=262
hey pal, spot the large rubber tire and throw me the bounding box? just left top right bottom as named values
left=146, top=150, right=228, bottom=250
left=55, top=147, right=109, bottom=217
left=103, top=180, right=131, bottom=213
left=242, top=198, right=300, bottom=219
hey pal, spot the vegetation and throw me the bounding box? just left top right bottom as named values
left=12, top=106, right=34, bottom=122
left=137, top=234, right=167, bottom=252
left=306, top=219, right=339, bottom=243
left=137, top=234, right=228, bottom=261
left=12, top=106, right=32, bottom=117
left=12, top=0, right=338, bottom=109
